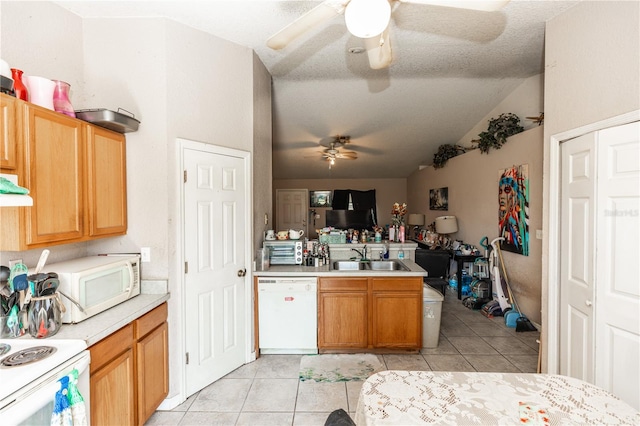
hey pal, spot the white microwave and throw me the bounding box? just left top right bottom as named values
left=39, top=255, right=141, bottom=323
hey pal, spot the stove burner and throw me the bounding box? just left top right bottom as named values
left=0, top=343, right=10, bottom=356
left=0, top=346, right=57, bottom=367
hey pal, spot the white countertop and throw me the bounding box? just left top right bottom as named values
left=254, top=259, right=428, bottom=278
left=47, top=293, right=170, bottom=346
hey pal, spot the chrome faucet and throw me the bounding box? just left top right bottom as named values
left=351, top=245, right=368, bottom=261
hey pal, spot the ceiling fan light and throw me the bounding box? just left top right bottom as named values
left=345, top=0, right=391, bottom=39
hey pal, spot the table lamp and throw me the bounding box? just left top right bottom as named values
left=435, top=216, right=458, bottom=248
left=408, top=213, right=425, bottom=239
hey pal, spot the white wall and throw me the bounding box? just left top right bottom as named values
left=454, top=74, right=544, bottom=148
left=541, top=0, right=640, bottom=372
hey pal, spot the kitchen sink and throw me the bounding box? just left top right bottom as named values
left=331, top=260, right=409, bottom=271
left=331, top=260, right=368, bottom=271
left=368, top=260, right=410, bottom=271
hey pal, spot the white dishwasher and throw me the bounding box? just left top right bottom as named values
left=258, top=277, right=318, bottom=354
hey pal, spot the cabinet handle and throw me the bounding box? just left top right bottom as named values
left=585, top=300, right=593, bottom=307
left=237, top=269, right=246, bottom=277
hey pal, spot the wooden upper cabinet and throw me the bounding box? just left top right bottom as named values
left=0, top=94, right=128, bottom=250
left=0, top=94, right=18, bottom=171
left=24, top=103, right=85, bottom=246
left=86, top=125, right=127, bottom=237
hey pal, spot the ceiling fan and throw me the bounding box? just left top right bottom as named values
left=267, top=0, right=510, bottom=69
left=308, top=136, right=358, bottom=168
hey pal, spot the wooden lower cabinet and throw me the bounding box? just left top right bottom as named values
left=136, top=321, right=169, bottom=424
left=371, top=278, right=422, bottom=348
left=91, top=348, right=136, bottom=425
left=318, top=277, right=368, bottom=349
left=89, top=303, right=168, bottom=425
left=90, top=324, right=136, bottom=425
left=318, top=276, right=422, bottom=352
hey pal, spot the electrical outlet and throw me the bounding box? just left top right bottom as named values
left=141, top=247, right=151, bottom=263
left=536, top=229, right=543, bottom=240
left=264, top=213, right=269, bottom=225
left=9, top=258, right=22, bottom=268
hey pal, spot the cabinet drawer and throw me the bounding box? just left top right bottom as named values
left=135, top=303, right=168, bottom=339
left=90, top=323, right=134, bottom=373
left=372, top=277, right=422, bottom=292
left=319, top=277, right=368, bottom=291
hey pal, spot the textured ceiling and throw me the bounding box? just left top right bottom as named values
left=54, top=0, right=580, bottom=179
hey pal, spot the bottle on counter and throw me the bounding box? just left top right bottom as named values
left=398, top=249, right=405, bottom=260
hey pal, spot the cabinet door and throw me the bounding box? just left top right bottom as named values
left=86, top=126, right=127, bottom=237
left=0, top=94, right=18, bottom=171
left=318, top=277, right=369, bottom=349
left=372, top=292, right=421, bottom=348
left=371, top=278, right=422, bottom=348
left=137, top=322, right=169, bottom=425
left=24, top=104, right=84, bottom=245
left=91, top=349, right=136, bottom=426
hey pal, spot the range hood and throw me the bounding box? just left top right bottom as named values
left=0, top=173, right=33, bottom=207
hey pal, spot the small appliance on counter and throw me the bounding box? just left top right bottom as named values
left=38, top=254, right=141, bottom=323
left=263, top=240, right=303, bottom=265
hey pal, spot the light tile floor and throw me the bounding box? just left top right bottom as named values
left=147, top=287, right=540, bottom=425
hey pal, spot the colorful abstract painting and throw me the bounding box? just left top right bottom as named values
left=498, top=164, right=529, bottom=256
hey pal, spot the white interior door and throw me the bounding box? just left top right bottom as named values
left=183, top=145, right=248, bottom=397
left=559, top=121, right=640, bottom=410
left=593, top=122, right=640, bottom=409
left=276, top=189, right=308, bottom=235
left=560, top=132, right=596, bottom=382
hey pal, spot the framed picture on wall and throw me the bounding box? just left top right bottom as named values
left=310, top=190, right=332, bottom=207
left=429, top=187, right=448, bottom=210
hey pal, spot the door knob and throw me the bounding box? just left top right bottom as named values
left=585, top=300, right=593, bottom=307
left=237, top=269, right=246, bottom=277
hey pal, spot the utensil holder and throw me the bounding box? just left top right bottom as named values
left=27, top=293, right=64, bottom=338
left=0, top=310, right=25, bottom=338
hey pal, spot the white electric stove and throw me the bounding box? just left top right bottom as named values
left=0, top=338, right=90, bottom=424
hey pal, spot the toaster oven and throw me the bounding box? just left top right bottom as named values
left=263, top=240, right=303, bottom=265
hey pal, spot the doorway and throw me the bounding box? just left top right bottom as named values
left=276, top=189, right=308, bottom=235
left=179, top=139, right=252, bottom=397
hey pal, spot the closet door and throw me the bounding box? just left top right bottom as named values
left=560, top=132, right=596, bottom=383
left=560, top=120, right=640, bottom=410
left=593, top=121, right=639, bottom=409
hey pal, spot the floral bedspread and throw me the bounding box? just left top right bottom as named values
left=355, top=371, right=639, bottom=425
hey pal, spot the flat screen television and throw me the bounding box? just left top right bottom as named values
left=326, top=209, right=376, bottom=230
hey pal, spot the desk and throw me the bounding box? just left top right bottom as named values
left=453, top=253, right=482, bottom=299
left=355, top=370, right=639, bottom=425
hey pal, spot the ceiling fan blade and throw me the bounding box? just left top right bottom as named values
left=336, top=153, right=358, bottom=159
left=267, top=0, right=350, bottom=50
left=399, top=0, right=510, bottom=12
left=363, top=27, right=392, bottom=70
